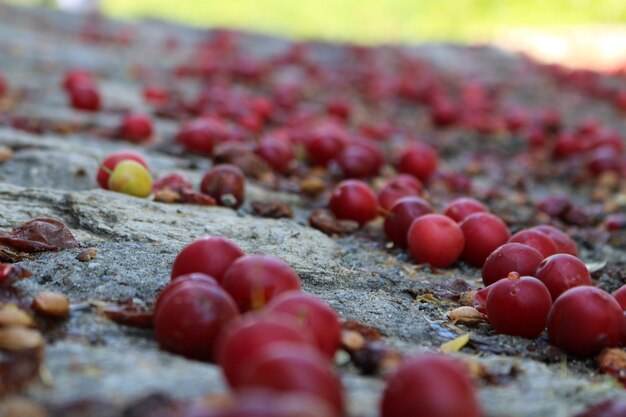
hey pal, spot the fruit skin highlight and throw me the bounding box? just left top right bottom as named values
left=107, top=160, right=153, bottom=198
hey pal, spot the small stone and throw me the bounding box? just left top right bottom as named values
left=0, top=327, right=44, bottom=350
left=76, top=247, right=98, bottom=262
left=32, top=291, right=70, bottom=319
left=0, top=304, right=34, bottom=328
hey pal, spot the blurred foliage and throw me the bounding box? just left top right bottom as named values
left=10, top=0, right=626, bottom=42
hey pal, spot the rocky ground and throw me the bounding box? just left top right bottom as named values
left=1, top=4, right=626, bottom=417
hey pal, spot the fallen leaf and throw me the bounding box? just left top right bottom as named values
left=251, top=200, right=293, bottom=219
left=440, top=332, right=471, bottom=353
left=309, top=209, right=359, bottom=235
left=0, top=218, right=78, bottom=253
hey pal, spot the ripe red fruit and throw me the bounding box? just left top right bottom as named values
left=380, top=354, right=480, bottom=417
left=154, top=273, right=219, bottom=313
left=534, top=254, right=592, bottom=300
left=217, top=314, right=315, bottom=386
left=176, top=118, right=225, bottom=155
left=531, top=225, right=578, bottom=256
left=171, top=236, right=244, bottom=284
left=336, top=143, right=382, bottom=179
left=329, top=180, right=378, bottom=225
left=482, top=243, right=544, bottom=286
left=459, top=213, right=510, bottom=267
left=266, top=291, right=341, bottom=358
left=68, top=81, right=101, bottom=112
left=509, top=229, right=558, bottom=258
left=221, top=255, right=302, bottom=312
left=232, top=342, right=344, bottom=416
left=96, top=151, right=148, bottom=190
left=255, top=137, right=294, bottom=174
left=153, top=282, right=238, bottom=361
left=62, top=69, right=94, bottom=91
left=443, top=197, right=488, bottom=223
left=200, top=164, right=246, bottom=209
left=486, top=276, right=552, bottom=338
left=613, top=285, right=626, bottom=309
left=0, top=73, right=7, bottom=97
left=383, top=197, right=432, bottom=248
left=407, top=214, right=465, bottom=268
left=304, top=124, right=348, bottom=166
left=377, top=175, right=424, bottom=211
left=119, top=112, right=154, bottom=143
left=143, top=85, right=169, bottom=105
left=397, top=142, right=439, bottom=181
left=547, top=286, right=625, bottom=356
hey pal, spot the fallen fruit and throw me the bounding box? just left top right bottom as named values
left=547, top=286, right=625, bottom=356
left=108, top=160, right=153, bottom=198
left=380, top=353, right=480, bottom=417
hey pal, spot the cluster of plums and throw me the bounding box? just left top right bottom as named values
left=152, top=236, right=482, bottom=417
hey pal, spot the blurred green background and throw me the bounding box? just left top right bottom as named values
left=10, top=0, right=626, bottom=43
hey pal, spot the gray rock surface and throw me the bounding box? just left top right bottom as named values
left=0, top=4, right=625, bottom=417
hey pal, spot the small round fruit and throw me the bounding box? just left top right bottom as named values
left=547, top=286, right=625, bottom=356
left=383, top=197, right=433, bottom=248
left=460, top=213, right=510, bottom=267
left=443, top=197, right=488, bottom=223
left=482, top=243, right=543, bottom=286
left=120, top=112, right=154, bottom=143
left=329, top=180, right=378, bottom=225
left=380, top=354, right=480, bottom=417
left=221, top=255, right=302, bottom=312
left=486, top=276, right=552, bottom=338
left=217, top=313, right=316, bottom=386
left=266, top=291, right=341, bottom=358
left=407, top=214, right=465, bottom=268
left=613, top=284, right=626, bottom=309
left=154, top=273, right=219, bottom=318
left=63, top=69, right=94, bottom=91
left=154, top=283, right=239, bottom=361
left=377, top=175, right=424, bottom=211
left=171, top=236, right=244, bottom=284
left=255, top=137, right=294, bottom=174
left=509, top=229, right=558, bottom=258
left=397, top=142, right=439, bottom=181
left=532, top=225, right=578, bottom=256
left=337, top=143, right=382, bottom=178
left=68, top=81, right=101, bottom=112
left=200, top=164, right=246, bottom=209
left=107, top=160, right=153, bottom=198
left=233, top=342, right=344, bottom=416
left=97, top=151, right=148, bottom=189
left=535, top=254, right=592, bottom=300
